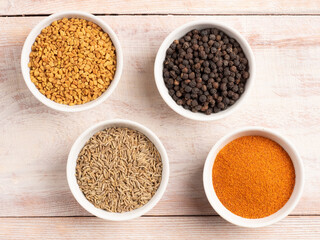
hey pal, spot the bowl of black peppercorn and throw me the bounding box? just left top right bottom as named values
left=154, top=20, right=255, bottom=121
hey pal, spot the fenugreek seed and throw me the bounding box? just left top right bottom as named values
left=28, top=18, right=117, bottom=105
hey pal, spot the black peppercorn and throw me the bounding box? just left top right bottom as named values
left=163, top=27, right=249, bottom=115
left=185, top=86, right=192, bottom=92
left=192, top=99, right=198, bottom=107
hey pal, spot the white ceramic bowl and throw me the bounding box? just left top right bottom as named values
left=154, top=20, right=255, bottom=121
left=67, top=119, right=169, bottom=221
left=21, top=11, right=123, bottom=112
left=203, top=127, right=304, bottom=227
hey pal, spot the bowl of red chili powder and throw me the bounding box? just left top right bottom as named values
left=203, top=127, right=304, bottom=228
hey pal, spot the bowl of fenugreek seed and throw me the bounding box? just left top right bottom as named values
left=21, top=11, right=123, bottom=112
left=67, top=119, right=169, bottom=221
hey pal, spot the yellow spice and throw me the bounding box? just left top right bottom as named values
left=28, top=17, right=117, bottom=105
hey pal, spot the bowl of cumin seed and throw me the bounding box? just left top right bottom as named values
left=67, top=119, right=169, bottom=221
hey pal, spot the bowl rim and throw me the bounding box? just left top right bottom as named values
left=21, top=11, right=123, bottom=112
left=203, top=126, right=304, bottom=227
left=154, top=20, right=256, bottom=121
left=66, top=119, right=170, bottom=221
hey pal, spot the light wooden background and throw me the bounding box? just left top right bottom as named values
left=1, top=0, right=320, bottom=239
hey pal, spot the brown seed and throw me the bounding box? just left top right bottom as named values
left=76, top=127, right=162, bottom=213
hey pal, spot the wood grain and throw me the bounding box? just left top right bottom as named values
left=1, top=216, right=320, bottom=239
left=1, top=0, right=320, bottom=15
left=1, top=16, right=320, bottom=218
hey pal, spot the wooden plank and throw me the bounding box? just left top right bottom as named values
left=0, top=16, right=320, bottom=217
left=1, top=216, right=320, bottom=239
left=1, top=0, right=320, bottom=15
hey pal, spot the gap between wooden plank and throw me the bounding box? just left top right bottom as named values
left=0, top=214, right=319, bottom=219
left=2, top=13, right=320, bottom=17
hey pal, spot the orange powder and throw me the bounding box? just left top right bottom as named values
left=212, top=136, right=295, bottom=219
